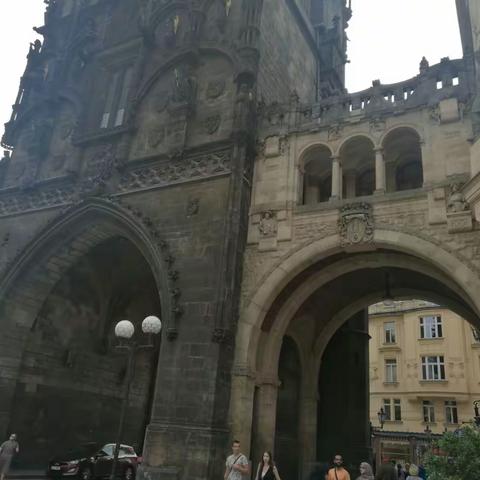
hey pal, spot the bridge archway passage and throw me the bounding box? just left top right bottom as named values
left=232, top=231, right=480, bottom=479
left=0, top=201, right=168, bottom=468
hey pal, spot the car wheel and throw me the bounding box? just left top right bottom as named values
left=124, top=467, right=134, bottom=480
left=79, top=467, right=92, bottom=480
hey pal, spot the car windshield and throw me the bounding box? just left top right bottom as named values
left=120, top=447, right=136, bottom=456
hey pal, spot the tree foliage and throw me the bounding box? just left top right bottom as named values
left=424, top=427, right=480, bottom=480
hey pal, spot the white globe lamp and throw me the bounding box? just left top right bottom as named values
left=142, top=315, right=162, bottom=335
left=115, top=320, right=135, bottom=339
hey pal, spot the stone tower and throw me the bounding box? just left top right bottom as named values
left=0, top=1, right=351, bottom=479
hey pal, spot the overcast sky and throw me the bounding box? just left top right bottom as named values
left=0, top=0, right=463, bottom=131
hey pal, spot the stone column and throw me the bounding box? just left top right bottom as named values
left=229, top=368, right=256, bottom=455
left=374, top=148, right=386, bottom=194
left=330, top=156, right=342, bottom=200
left=252, top=379, right=279, bottom=468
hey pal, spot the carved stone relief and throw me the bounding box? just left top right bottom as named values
left=205, top=115, right=221, bottom=135
left=258, top=211, right=278, bottom=238
left=338, top=203, right=374, bottom=247
left=206, top=79, right=226, bottom=100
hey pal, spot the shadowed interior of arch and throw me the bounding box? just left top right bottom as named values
left=7, top=237, right=161, bottom=468
left=251, top=250, right=480, bottom=477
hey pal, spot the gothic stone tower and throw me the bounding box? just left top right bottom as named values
left=0, top=1, right=350, bottom=479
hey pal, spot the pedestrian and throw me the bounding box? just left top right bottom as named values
left=405, top=464, right=421, bottom=480
left=403, top=463, right=410, bottom=479
left=417, top=465, right=426, bottom=480
left=374, top=463, right=397, bottom=480
left=0, top=434, right=19, bottom=480
left=327, top=454, right=351, bottom=480
left=396, top=464, right=405, bottom=480
left=356, top=462, right=374, bottom=480
left=224, top=440, right=249, bottom=480
left=255, top=451, right=281, bottom=480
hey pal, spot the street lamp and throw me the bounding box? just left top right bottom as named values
left=110, top=316, right=162, bottom=480
left=474, top=400, right=480, bottom=427
left=377, top=408, right=387, bottom=429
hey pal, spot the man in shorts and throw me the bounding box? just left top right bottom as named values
left=0, top=434, right=19, bottom=480
left=224, top=440, right=249, bottom=480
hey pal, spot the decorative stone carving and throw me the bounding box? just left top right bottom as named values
left=446, top=181, right=472, bottom=233
left=170, top=65, right=197, bottom=109
left=205, top=115, right=221, bottom=134
left=80, top=144, right=119, bottom=196
left=119, top=150, right=231, bottom=192
left=206, top=79, right=226, bottom=100
left=212, top=328, right=233, bottom=344
left=0, top=187, right=74, bottom=217
left=186, top=198, right=200, bottom=217
left=258, top=211, right=277, bottom=238
left=369, top=118, right=386, bottom=134
left=328, top=124, right=343, bottom=141
left=447, top=183, right=468, bottom=213
left=338, top=203, right=374, bottom=247
left=419, top=56, right=429, bottom=74
left=263, top=102, right=285, bottom=126
left=429, top=105, right=441, bottom=124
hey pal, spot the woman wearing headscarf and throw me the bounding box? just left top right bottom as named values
left=356, top=462, right=374, bottom=480
left=406, top=464, right=422, bottom=480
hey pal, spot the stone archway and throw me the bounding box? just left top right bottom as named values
left=0, top=198, right=174, bottom=464
left=230, top=229, right=480, bottom=478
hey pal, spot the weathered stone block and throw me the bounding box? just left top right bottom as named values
left=447, top=210, right=473, bottom=233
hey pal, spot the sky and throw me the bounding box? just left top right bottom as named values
left=0, top=0, right=464, bottom=131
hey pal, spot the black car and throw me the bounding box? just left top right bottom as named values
left=47, top=443, right=139, bottom=480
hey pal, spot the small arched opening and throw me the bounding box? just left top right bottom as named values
left=339, top=136, right=375, bottom=198
left=301, top=145, right=333, bottom=205
left=382, top=128, right=423, bottom=192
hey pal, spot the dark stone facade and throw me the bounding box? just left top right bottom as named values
left=0, top=1, right=350, bottom=479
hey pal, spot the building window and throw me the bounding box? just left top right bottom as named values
left=420, top=315, right=443, bottom=339
left=383, top=399, right=401, bottom=421
left=100, top=66, right=134, bottom=129
left=384, top=321, right=396, bottom=344
left=385, top=359, right=397, bottom=383
left=423, top=400, right=435, bottom=423
left=383, top=399, right=392, bottom=421
left=394, top=399, right=402, bottom=421
left=445, top=401, right=458, bottom=424
left=421, top=355, right=445, bottom=381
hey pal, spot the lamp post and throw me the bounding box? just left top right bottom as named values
left=474, top=400, right=480, bottom=427
left=377, top=408, right=387, bottom=429
left=109, top=316, right=162, bottom=480
left=424, top=424, right=432, bottom=443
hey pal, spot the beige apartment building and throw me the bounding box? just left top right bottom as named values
left=369, top=300, right=480, bottom=464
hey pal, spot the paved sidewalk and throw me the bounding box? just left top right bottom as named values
left=8, top=470, right=46, bottom=479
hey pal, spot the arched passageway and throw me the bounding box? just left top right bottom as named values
left=233, top=233, right=480, bottom=479
left=7, top=237, right=161, bottom=467
left=0, top=199, right=170, bottom=469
